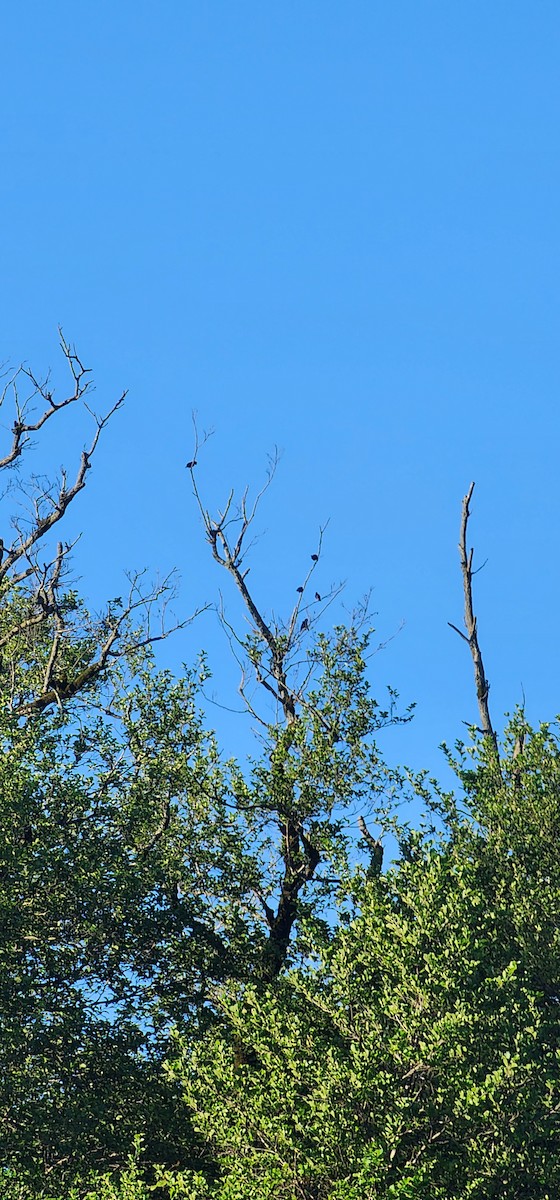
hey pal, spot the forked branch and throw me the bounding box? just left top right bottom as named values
left=189, top=448, right=301, bottom=724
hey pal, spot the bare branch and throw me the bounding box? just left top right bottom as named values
left=11, top=567, right=207, bottom=717
left=285, top=526, right=328, bottom=645
left=0, top=338, right=147, bottom=716
left=0, top=341, right=125, bottom=587
left=450, top=483, right=498, bottom=757
left=186, top=410, right=214, bottom=471
left=238, top=671, right=270, bottom=729
left=0, top=330, right=95, bottom=472
left=189, top=450, right=301, bottom=725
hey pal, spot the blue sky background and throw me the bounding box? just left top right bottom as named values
left=1, top=2, right=560, bottom=808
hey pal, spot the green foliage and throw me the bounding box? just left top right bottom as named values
left=0, top=572, right=409, bottom=1189
left=0, top=1139, right=154, bottom=1199
left=165, top=739, right=560, bottom=1198
left=7, top=572, right=560, bottom=1198
left=3, top=377, right=560, bottom=1198
left=0, top=640, right=215, bottom=1181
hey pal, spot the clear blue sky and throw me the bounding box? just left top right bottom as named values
left=1, top=2, right=560, bottom=796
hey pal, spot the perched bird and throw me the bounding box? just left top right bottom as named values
left=296, top=586, right=304, bottom=594
left=186, top=460, right=197, bottom=469
left=311, top=553, right=319, bottom=561
left=300, top=618, right=309, bottom=632
left=315, top=592, right=321, bottom=602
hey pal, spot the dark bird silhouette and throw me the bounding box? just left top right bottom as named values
left=296, top=586, right=304, bottom=593
left=300, top=618, right=309, bottom=632
left=315, top=592, right=321, bottom=601
left=23, top=825, right=34, bottom=845
left=186, top=460, right=197, bottom=469
left=311, top=553, right=319, bottom=561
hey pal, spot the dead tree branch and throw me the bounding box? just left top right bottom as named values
left=0, top=334, right=125, bottom=594
left=13, top=570, right=205, bottom=717
left=0, top=337, right=207, bottom=718
left=449, top=483, right=498, bottom=757
left=190, top=449, right=301, bottom=724
left=188, top=447, right=329, bottom=978
left=0, top=392, right=125, bottom=586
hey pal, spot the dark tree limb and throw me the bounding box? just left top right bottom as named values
left=357, top=814, right=384, bottom=877
left=261, top=816, right=321, bottom=982
left=449, top=483, right=498, bottom=758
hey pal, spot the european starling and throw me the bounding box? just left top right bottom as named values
left=300, top=618, right=309, bottom=632
left=311, top=553, right=319, bottom=561
left=296, top=586, right=304, bottom=594
left=186, top=460, right=197, bottom=469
